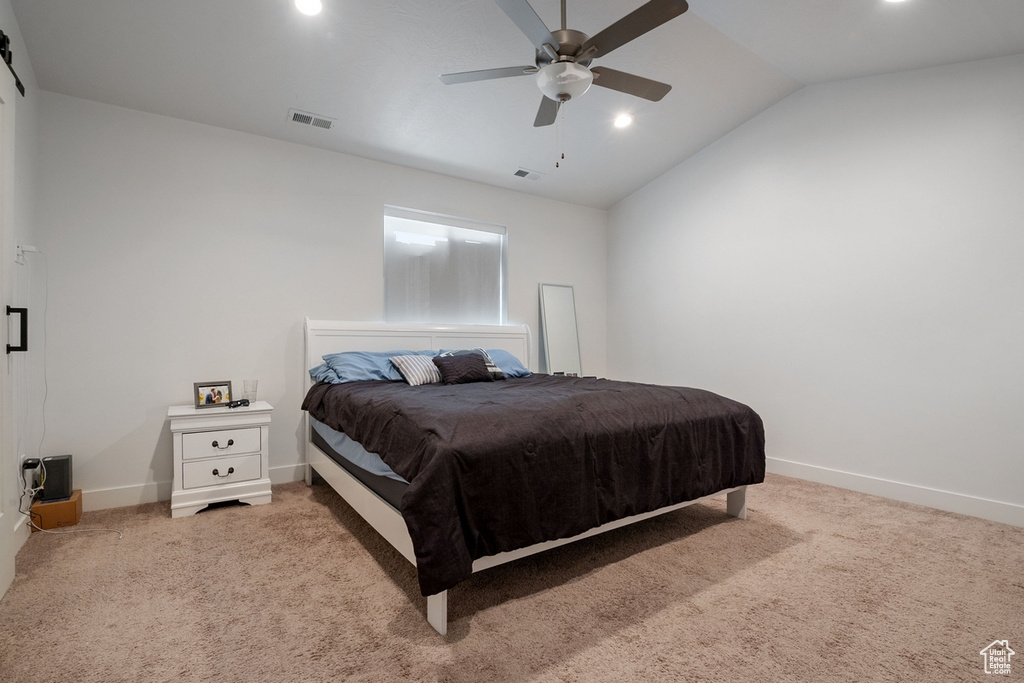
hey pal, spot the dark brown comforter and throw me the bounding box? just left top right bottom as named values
left=302, top=375, right=765, bottom=596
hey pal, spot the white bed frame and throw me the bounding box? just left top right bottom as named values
left=303, top=319, right=748, bottom=635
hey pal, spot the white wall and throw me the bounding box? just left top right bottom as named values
left=608, top=54, right=1024, bottom=525
left=1, top=0, right=40, bottom=589
left=35, top=92, right=607, bottom=510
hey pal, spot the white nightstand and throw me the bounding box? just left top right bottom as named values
left=167, top=401, right=273, bottom=518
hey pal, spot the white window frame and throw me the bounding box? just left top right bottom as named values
left=383, top=205, right=508, bottom=325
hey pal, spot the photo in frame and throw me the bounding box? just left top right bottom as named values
left=194, top=381, right=232, bottom=408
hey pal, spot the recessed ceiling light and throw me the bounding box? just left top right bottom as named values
left=295, top=0, right=322, bottom=16
left=884, top=0, right=908, bottom=3
left=614, top=113, right=634, bottom=129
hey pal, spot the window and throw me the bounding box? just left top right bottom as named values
left=384, top=206, right=507, bottom=325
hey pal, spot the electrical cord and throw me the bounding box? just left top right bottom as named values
left=37, top=251, right=48, bottom=453
left=15, top=248, right=49, bottom=465
left=14, top=249, right=120, bottom=538
left=14, top=250, right=121, bottom=538
left=19, top=466, right=123, bottom=539
left=30, top=249, right=49, bottom=454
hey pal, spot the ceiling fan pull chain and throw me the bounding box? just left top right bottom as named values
left=556, top=104, right=565, bottom=168
left=560, top=104, right=566, bottom=165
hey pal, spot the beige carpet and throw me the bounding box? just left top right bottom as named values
left=1, top=474, right=1020, bottom=682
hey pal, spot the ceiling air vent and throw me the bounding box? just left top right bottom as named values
left=514, top=168, right=543, bottom=181
left=288, top=108, right=336, bottom=131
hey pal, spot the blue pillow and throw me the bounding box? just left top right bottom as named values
left=485, top=349, right=531, bottom=378
left=309, top=363, right=342, bottom=384
left=319, top=350, right=434, bottom=383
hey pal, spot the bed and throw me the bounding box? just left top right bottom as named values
left=302, top=319, right=765, bottom=634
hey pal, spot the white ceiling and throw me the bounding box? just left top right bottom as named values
left=11, top=0, right=1024, bottom=209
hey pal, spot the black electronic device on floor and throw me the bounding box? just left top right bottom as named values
left=40, top=454, right=72, bottom=502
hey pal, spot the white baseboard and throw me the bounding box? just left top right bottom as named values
left=81, top=481, right=172, bottom=512
left=7, top=511, right=31, bottom=549
left=767, top=457, right=1024, bottom=528
left=71, top=459, right=1024, bottom=528
left=78, top=464, right=308, bottom=512
left=269, top=463, right=307, bottom=485
left=13, top=511, right=30, bottom=535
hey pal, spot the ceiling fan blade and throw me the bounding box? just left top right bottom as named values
left=493, top=0, right=559, bottom=56
left=440, top=65, right=538, bottom=85
left=578, top=0, right=688, bottom=61
left=590, top=66, right=671, bottom=101
left=533, top=96, right=560, bottom=127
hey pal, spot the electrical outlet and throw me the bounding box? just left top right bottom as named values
left=14, top=244, right=38, bottom=265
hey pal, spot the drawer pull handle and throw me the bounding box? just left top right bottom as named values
left=212, top=467, right=235, bottom=478
left=211, top=439, right=234, bottom=449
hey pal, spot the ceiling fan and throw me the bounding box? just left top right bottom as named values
left=440, top=0, right=689, bottom=127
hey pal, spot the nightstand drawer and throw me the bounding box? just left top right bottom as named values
left=182, top=453, right=261, bottom=489
left=181, top=427, right=260, bottom=460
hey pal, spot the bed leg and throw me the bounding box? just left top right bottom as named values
left=426, top=591, right=448, bottom=635
left=727, top=486, right=747, bottom=520
left=304, top=463, right=313, bottom=486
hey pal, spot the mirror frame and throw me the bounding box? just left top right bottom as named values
left=539, top=283, right=582, bottom=376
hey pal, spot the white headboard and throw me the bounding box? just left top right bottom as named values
left=303, top=319, right=532, bottom=392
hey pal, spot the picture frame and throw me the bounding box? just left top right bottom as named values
left=194, top=381, right=232, bottom=409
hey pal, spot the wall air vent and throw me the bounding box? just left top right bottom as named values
left=514, top=168, right=543, bottom=181
left=288, top=108, right=336, bottom=131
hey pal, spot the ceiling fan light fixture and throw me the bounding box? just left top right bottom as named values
left=535, top=62, right=593, bottom=102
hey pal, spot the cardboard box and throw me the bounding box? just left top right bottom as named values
left=30, top=489, right=82, bottom=532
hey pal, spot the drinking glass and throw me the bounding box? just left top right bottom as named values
left=242, top=379, right=258, bottom=403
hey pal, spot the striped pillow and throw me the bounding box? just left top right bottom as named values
left=389, top=355, right=441, bottom=386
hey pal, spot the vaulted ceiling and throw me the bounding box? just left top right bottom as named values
left=12, top=0, right=1024, bottom=208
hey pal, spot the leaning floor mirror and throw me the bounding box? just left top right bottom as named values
left=539, top=283, right=582, bottom=376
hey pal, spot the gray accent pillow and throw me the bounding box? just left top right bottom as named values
left=390, top=354, right=442, bottom=386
